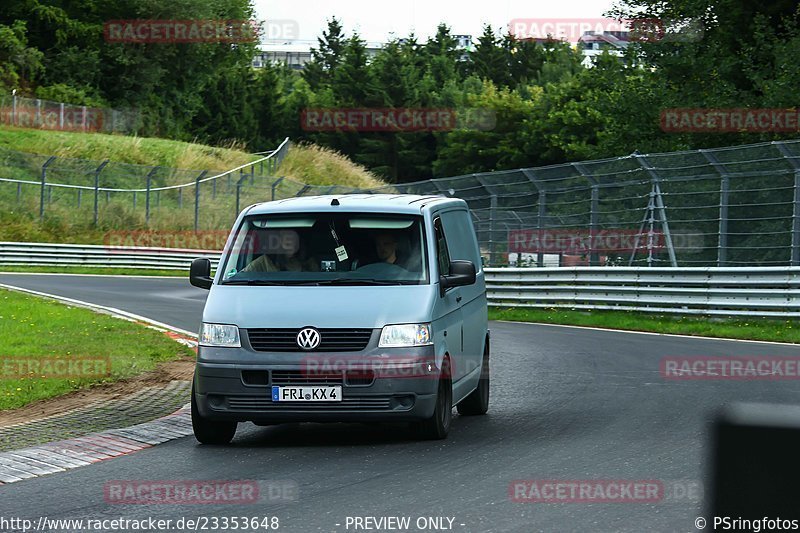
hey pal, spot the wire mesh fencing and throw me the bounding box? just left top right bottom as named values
left=1, top=136, right=799, bottom=267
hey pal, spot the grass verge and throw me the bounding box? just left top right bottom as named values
left=0, top=288, right=194, bottom=410
left=0, top=126, right=256, bottom=170
left=0, top=266, right=185, bottom=277
left=489, top=307, right=799, bottom=344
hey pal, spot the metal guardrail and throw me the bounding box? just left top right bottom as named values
left=486, top=267, right=800, bottom=318
left=2, top=243, right=799, bottom=317
left=0, top=242, right=221, bottom=271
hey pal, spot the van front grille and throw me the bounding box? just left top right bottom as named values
left=247, top=328, right=373, bottom=352
left=271, top=370, right=343, bottom=386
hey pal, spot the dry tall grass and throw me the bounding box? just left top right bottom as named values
left=279, top=143, right=386, bottom=189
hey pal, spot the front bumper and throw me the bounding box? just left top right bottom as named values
left=194, top=334, right=440, bottom=423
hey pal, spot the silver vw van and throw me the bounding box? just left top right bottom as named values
left=190, top=194, right=489, bottom=443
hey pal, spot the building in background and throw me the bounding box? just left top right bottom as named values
left=577, top=31, right=630, bottom=68
left=254, top=35, right=474, bottom=70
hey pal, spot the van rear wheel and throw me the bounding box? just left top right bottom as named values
left=457, top=342, right=489, bottom=416
left=414, top=363, right=452, bottom=440
left=191, top=385, right=237, bottom=445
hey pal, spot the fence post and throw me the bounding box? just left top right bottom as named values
left=145, top=166, right=159, bottom=225
left=39, top=156, right=56, bottom=220
left=488, top=194, right=498, bottom=266
left=522, top=169, right=547, bottom=267
left=77, top=189, right=82, bottom=207
left=36, top=99, right=42, bottom=127
left=195, top=170, right=208, bottom=232
left=235, top=173, right=249, bottom=216
left=212, top=178, right=217, bottom=199
left=133, top=191, right=137, bottom=208
left=271, top=177, right=284, bottom=201
left=775, top=143, right=800, bottom=265
left=59, top=103, right=64, bottom=129
left=573, top=163, right=600, bottom=266
left=701, top=150, right=730, bottom=266
left=93, top=160, right=108, bottom=227
left=178, top=187, right=182, bottom=208
left=11, top=93, right=17, bottom=125
left=16, top=182, right=21, bottom=202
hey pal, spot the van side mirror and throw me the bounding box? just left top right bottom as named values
left=440, top=260, right=476, bottom=295
left=190, top=258, right=213, bottom=290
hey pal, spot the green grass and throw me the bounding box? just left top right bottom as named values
left=489, top=307, right=800, bottom=344
left=0, top=126, right=257, bottom=170
left=0, top=266, right=185, bottom=276
left=0, top=288, right=194, bottom=410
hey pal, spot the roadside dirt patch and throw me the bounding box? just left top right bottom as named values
left=0, top=355, right=195, bottom=428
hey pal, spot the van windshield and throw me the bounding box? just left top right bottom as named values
left=219, top=213, right=429, bottom=286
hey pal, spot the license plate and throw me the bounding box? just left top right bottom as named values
left=271, top=386, right=342, bottom=402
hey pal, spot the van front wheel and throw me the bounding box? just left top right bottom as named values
left=191, top=385, right=237, bottom=445
left=456, top=342, right=489, bottom=416
left=414, top=364, right=452, bottom=440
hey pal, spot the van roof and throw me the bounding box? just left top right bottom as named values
left=245, top=194, right=466, bottom=215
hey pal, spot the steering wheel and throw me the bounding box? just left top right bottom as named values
left=353, top=261, right=407, bottom=276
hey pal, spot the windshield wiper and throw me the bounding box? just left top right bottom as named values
left=221, top=280, right=286, bottom=286
left=314, top=278, right=414, bottom=286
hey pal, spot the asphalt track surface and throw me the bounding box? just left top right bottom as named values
left=1, top=273, right=800, bottom=532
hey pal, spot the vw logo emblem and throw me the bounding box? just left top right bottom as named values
left=296, top=327, right=321, bottom=350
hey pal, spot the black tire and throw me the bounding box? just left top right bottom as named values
left=191, top=385, right=237, bottom=445
left=457, top=341, right=490, bottom=416
left=414, top=361, right=452, bottom=440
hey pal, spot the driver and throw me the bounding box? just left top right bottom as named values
left=374, top=232, right=399, bottom=265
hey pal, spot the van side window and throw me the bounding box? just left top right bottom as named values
left=434, top=217, right=450, bottom=276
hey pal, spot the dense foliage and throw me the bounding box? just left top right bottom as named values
left=2, top=0, right=800, bottom=182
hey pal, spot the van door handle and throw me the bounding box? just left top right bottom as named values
left=456, top=296, right=462, bottom=303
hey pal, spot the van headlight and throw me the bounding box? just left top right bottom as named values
left=378, top=324, right=432, bottom=348
left=200, top=323, right=241, bottom=347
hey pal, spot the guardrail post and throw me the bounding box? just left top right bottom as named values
left=145, top=166, right=159, bottom=225
left=701, top=150, right=730, bottom=266
left=251, top=164, right=256, bottom=185
left=194, top=170, right=207, bottom=232
left=93, top=160, right=108, bottom=227
left=271, top=177, right=284, bottom=201
left=775, top=143, right=800, bottom=265
left=39, top=156, right=56, bottom=220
